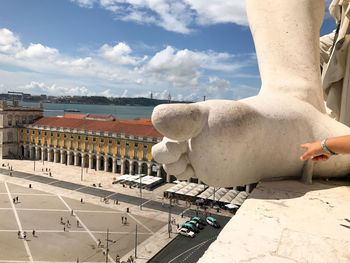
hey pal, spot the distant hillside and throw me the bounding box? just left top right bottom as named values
left=0, top=93, right=192, bottom=106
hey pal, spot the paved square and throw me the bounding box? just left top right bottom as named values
left=0, top=181, right=166, bottom=262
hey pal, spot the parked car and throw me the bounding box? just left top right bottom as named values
left=177, top=227, right=195, bottom=238
left=206, top=216, right=220, bottom=228
left=192, top=216, right=207, bottom=226
left=188, top=220, right=204, bottom=230
left=182, top=223, right=199, bottom=233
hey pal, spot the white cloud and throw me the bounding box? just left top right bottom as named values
left=144, top=46, right=200, bottom=87
left=71, top=0, right=248, bottom=34
left=209, top=76, right=231, bottom=89
left=0, top=28, right=256, bottom=101
left=71, top=0, right=97, bottom=8
left=99, top=43, right=143, bottom=65
left=23, top=81, right=90, bottom=96
left=57, top=57, right=92, bottom=69
left=101, top=88, right=117, bottom=97
left=185, top=0, right=247, bottom=26
left=152, top=89, right=169, bottom=100
left=121, top=89, right=128, bottom=97
left=0, top=28, right=22, bottom=54
left=143, top=46, right=244, bottom=87
left=16, top=43, right=59, bottom=59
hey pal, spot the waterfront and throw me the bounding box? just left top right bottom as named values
left=18, top=101, right=155, bottom=120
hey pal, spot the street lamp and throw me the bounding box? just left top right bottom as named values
left=134, top=224, right=138, bottom=259
left=139, top=175, right=142, bottom=210
left=168, top=195, right=172, bottom=238
left=80, top=160, right=83, bottom=181
left=105, top=228, right=116, bottom=263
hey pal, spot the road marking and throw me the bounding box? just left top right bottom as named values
left=74, top=186, right=88, bottom=191
left=168, top=236, right=217, bottom=263
left=179, top=207, right=191, bottom=216
left=5, top=182, right=34, bottom=262
left=0, top=193, right=55, bottom=196
left=22, top=175, right=36, bottom=179
left=126, top=213, right=154, bottom=234
left=57, top=195, right=115, bottom=263
left=141, top=199, right=152, bottom=206
left=0, top=229, right=151, bottom=235
left=75, top=209, right=123, bottom=214
left=12, top=208, right=69, bottom=212
left=104, top=193, right=117, bottom=199
left=0, top=207, right=124, bottom=214
left=0, top=261, right=101, bottom=263
left=46, top=180, right=60, bottom=185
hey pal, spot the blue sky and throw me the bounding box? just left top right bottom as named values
left=0, top=0, right=336, bottom=101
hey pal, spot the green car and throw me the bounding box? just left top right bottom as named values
left=206, top=216, right=220, bottom=228
left=192, top=217, right=207, bottom=226
left=188, top=220, right=204, bottom=230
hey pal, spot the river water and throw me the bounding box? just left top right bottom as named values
left=18, top=101, right=155, bottom=120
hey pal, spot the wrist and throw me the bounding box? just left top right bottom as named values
left=321, top=139, right=337, bottom=155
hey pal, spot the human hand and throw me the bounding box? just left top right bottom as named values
left=300, top=141, right=331, bottom=162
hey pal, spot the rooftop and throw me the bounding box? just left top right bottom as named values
left=31, top=114, right=162, bottom=138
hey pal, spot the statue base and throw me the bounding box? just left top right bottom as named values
left=198, top=179, right=350, bottom=263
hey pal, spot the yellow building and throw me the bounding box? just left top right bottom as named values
left=19, top=113, right=170, bottom=181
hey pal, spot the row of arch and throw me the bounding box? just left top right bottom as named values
left=20, top=144, right=168, bottom=180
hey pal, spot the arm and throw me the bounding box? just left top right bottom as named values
left=300, top=135, right=350, bottom=161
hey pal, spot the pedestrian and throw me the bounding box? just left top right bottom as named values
left=13, top=198, right=15, bottom=204
left=121, top=216, right=124, bottom=224
left=71, top=209, right=74, bottom=216
left=29, top=184, right=31, bottom=188
left=80, top=198, right=83, bottom=203
left=116, top=255, right=120, bottom=263
left=32, top=230, right=35, bottom=237
left=23, top=231, right=27, bottom=240
left=97, top=239, right=101, bottom=247
left=60, top=217, right=63, bottom=224
left=15, top=196, right=18, bottom=203
left=67, top=220, right=70, bottom=227
left=76, top=220, right=79, bottom=228
left=17, top=230, right=21, bottom=239
left=63, top=226, right=66, bottom=232
left=125, top=217, right=127, bottom=224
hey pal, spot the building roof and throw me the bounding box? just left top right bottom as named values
left=31, top=115, right=163, bottom=138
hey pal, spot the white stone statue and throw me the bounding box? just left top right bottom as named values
left=151, top=0, right=350, bottom=187
left=321, top=0, right=350, bottom=126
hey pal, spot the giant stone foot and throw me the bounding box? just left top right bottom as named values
left=152, top=94, right=350, bottom=187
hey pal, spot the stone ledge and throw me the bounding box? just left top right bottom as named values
left=198, top=180, right=350, bottom=263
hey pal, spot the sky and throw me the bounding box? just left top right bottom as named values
left=0, top=0, right=336, bottom=102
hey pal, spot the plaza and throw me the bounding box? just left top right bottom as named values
left=0, top=180, right=166, bottom=262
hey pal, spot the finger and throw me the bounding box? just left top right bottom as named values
left=300, top=151, right=312, bottom=161
left=163, top=153, right=189, bottom=175
left=300, top=143, right=310, bottom=149
left=152, top=137, right=187, bottom=164
left=152, top=103, right=208, bottom=141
